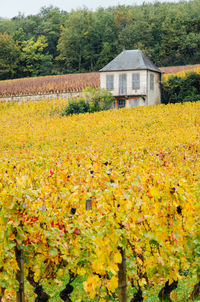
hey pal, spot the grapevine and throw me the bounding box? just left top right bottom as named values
left=0, top=100, right=199, bottom=301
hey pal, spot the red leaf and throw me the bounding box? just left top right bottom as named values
left=49, top=170, right=55, bottom=176
left=73, top=227, right=81, bottom=235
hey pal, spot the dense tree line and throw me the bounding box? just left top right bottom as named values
left=0, top=1, right=199, bottom=80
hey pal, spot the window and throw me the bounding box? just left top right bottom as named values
left=106, top=74, right=114, bottom=91
left=132, top=73, right=140, bottom=90
left=150, top=74, right=154, bottom=90
left=118, top=99, right=126, bottom=108
left=119, top=74, right=127, bottom=95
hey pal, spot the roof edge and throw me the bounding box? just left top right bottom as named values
left=99, top=68, right=161, bottom=73
left=99, top=49, right=161, bottom=73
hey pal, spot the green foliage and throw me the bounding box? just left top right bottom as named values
left=0, top=7, right=67, bottom=79
left=57, top=8, right=100, bottom=73
left=183, top=95, right=200, bottom=103
left=162, top=72, right=200, bottom=104
left=38, top=6, right=69, bottom=59
left=57, top=7, right=119, bottom=73
left=0, top=32, right=20, bottom=80
left=0, top=1, right=200, bottom=79
left=0, top=19, right=15, bottom=35
left=81, top=87, right=114, bottom=112
left=63, top=99, right=89, bottom=115
left=19, top=35, right=53, bottom=77
left=63, top=88, right=113, bottom=116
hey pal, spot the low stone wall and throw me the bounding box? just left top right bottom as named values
left=0, top=91, right=81, bottom=102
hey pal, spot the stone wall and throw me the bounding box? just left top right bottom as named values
left=0, top=91, right=81, bottom=102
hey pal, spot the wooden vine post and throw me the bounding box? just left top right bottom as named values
left=15, top=245, right=25, bottom=302
left=118, top=247, right=127, bottom=302
left=85, top=198, right=92, bottom=211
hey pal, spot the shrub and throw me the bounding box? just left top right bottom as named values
left=63, top=88, right=114, bottom=116
left=162, top=72, right=200, bottom=104
left=63, top=99, right=89, bottom=116
left=183, top=95, right=200, bottom=102
left=76, top=99, right=89, bottom=113
left=81, top=87, right=114, bottom=112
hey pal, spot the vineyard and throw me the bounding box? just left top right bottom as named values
left=0, top=100, right=200, bottom=301
left=0, top=73, right=99, bottom=97
left=162, top=65, right=200, bottom=82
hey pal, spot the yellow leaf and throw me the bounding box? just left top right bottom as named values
left=139, top=278, right=147, bottom=287
left=83, top=275, right=100, bottom=299
left=77, top=267, right=86, bottom=276
left=92, top=259, right=104, bottom=274
left=107, top=276, right=118, bottom=292
left=150, top=186, right=160, bottom=199
left=108, top=263, right=119, bottom=275
left=114, top=252, right=122, bottom=263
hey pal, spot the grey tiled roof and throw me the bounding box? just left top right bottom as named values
left=100, top=49, right=161, bottom=73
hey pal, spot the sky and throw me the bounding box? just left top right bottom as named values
left=1, top=0, right=180, bottom=19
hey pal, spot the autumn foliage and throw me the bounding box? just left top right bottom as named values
left=0, top=72, right=99, bottom=97
left=0, top=100, right=200, bottom=300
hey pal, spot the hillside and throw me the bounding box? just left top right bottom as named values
left=0, top=100, right=200, bottom=301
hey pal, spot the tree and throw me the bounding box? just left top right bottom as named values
left=1, top=1, right=200, bottom=79
left=0, top=18, right=16, bottom=35
left=38, top=6, right=68, bottom=58
left=11, top=7, right=68, bottom=76
left=95, top=7, right=120, bottom=69
left=57, top=9, right=100, bottom=73
left=0, top=32, right=20, bottom=80
left=11, top=13, right=43, bottom=41
left=19, top=36, right=53, bottom=77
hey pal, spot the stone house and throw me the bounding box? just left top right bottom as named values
left=99, top=49, right=162, bottom=109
